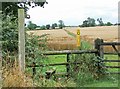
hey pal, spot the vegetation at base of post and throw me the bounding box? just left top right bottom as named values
left=68, top=41, right=107, bottom=86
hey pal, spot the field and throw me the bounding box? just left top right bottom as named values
left=27, top=26, right=119, bottom=51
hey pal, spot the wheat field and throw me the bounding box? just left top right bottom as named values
left=27, top=26, right=119, bottom=51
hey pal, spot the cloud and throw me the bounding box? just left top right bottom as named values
left=25, top=0, right=119, bottom=26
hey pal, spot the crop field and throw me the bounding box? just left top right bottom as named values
left=27, top=26, right=119, bottom=52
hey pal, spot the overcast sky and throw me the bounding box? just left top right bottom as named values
left=25, top=0, right=120, bottom=26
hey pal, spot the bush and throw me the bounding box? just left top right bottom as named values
left=69, top=41, right=107, bottom=86
left=1, top=14, right=18, bottom=56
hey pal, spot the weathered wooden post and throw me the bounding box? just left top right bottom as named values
left=94, top=38, right=104, bottom=77
left=94, top=38, right=104, bottom=58
left=0, top=2, right=2, bottom=88
left=32, top=62, right=36, bottom=77
left=66, top=54, right=70, bottom=76
left=18, top=9, right=25, bottom=73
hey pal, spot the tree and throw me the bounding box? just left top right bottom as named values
left=46, top=24, right=50, bottom=29
left=40, top=25, right=46, bottom=30
left=106, top=22, right=112, bottom=26
left=82, top=20, right=89, bottom=27
left=87, top=17, right=96, bottom=27
left=97, top=18, right=104, bottom=26
left=27, top=21, right=37, bottom=30
left=81, top=17, right=96, bottom=27
left=54, top=23, right=57, bottom=27
left=58, top=20, right=65, bottom=29
left=2, top=1, right=47, bottom=18
left=51, top=24, right=55, bottom=29
left=1, top=1, right=47, bottom=56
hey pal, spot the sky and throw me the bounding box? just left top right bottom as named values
left=25, top=0, right=120, bottom=26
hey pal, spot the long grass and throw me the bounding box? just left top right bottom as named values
left=2, top=59, right=33, bottom=87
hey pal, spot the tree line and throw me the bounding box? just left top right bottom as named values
left=27, top=20, right=65, bottom=30
left=27, top=17, right=115, bottom=30
left=79, top=17, right=113, bottom=27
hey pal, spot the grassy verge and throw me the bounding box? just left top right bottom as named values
left=104, top=55, right=118, bottom=72
left=46, top=54, right=119, bottom=87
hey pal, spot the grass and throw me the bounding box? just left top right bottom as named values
left=85, top=80, right=118, bottom=87
left=4, top=50, right=119, bottom=87
left=44, top=54, right=119, bottom=87
left=104, top=55, right=119, bottom=72
left=3, top=66, right=33, bottom=87
left=64, top=29, right=76, bottom=37
left=46, top=55, right=67, bottom=72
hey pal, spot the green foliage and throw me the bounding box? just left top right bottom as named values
left=69, top=54, right=97, bottom=85
left=54, top=23, right=57, bottom=27
left=51, top=23, right=57, bottom=29
left=106, top=22, right=113, bottom=26
left=69, top=41, right=107, bottom=86
left=1, top=14, right=18, bottom=57
left=46, top=24, right=50, bottom=29
left=27, top=21, right=37, bottom=30
left=1, top=1, right=47, bottom=56
left=97, top=18, right=104, bottom=26
left=2, top=1, right=47, bottom=18
left=81, top=17, right=96, bottom=27
left=80, top=17, right=113, bottom=27
left=58, top=20, right=65, bottom=29
left=51, top=24, right=55, bottom=29
left=40, top=25, right=46, bottom=30
left=25, top=33, right=48, bottom=62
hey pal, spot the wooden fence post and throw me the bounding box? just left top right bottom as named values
left=32, top=62, right=36, bottom=77
left=66, top=54, right=70, bottom=76
left=94, top=38, right=104, bottom=77
left=94, top=38, right=104, bottom=58
left=0, top=2, right=2, bottom=88
left=18, top=9, right=25, bottom=73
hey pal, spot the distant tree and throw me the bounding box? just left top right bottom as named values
left=106, top=22, right=113, bottom=26
left=41, top=25, right=46, bottom=30
left=87, top=17, right=96, bottom=27
left=58, top=20, right=65, bottom=29
left=97, top=18, right=104, bottom=26
left=81, top=17, right=96, bottom=27
left=27, top=21, right=37, bottom=30
left=46, top=24, right=50, bottom=29
left=54, top=23, right=57, bottom=27
left=51, top=24, right=55, bottom=29
left=82, top=20, right=89, bottom=27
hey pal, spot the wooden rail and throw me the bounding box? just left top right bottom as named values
left=100, top=42, right=120, bottom=46
left=26, top=62, right=82, bottom=67
left=102, top=60, right=120, bottom=62
left=42, top=49, right=98, bottom=55
left=104, top=52, right=120, bottom=55
left=105, top=66, right=120, bottom=68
